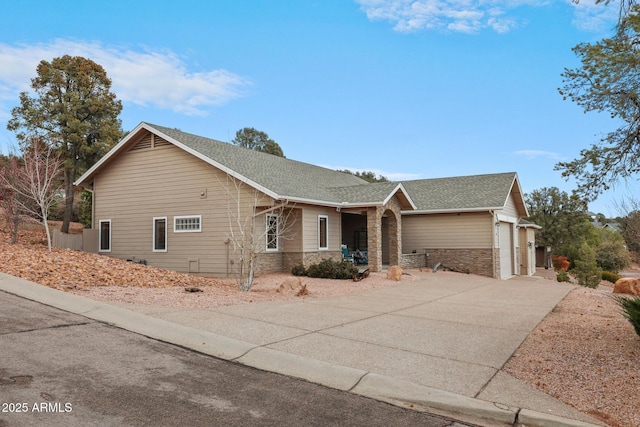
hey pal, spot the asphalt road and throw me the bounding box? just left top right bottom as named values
left=0, top=291, right=473, bottom=427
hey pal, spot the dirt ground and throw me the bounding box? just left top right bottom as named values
left=1, top=220, right=639, bottom=427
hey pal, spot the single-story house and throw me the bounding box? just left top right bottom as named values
left=74, top=122, right=535, bottom=279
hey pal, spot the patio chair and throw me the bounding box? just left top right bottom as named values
left=342, top=245, right=354, bottom=263
left=353, top=249, right=368, bottom=265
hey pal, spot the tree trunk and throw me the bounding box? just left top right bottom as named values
left=61, top=167, right=74, bottom=233
left=11, top=217, right=19, bottom=244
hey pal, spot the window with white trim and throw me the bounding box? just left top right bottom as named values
left=99, top=219, right=111, bottom=252
left=266, top=214, right=279, bottom=251
left=153, top=217, right=167, bottom=252
left=318, top=215, right=328, bottom=250
left=174, top=215, right=202, bottom=232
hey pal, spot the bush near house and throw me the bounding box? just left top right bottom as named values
left=292, top=259, right=358, bottom=280
left=291, top=264, right=307, bottom=276
left=601, top=271, right=621, bottom=284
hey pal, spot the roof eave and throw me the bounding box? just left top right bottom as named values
left=383, top=183, right=418, bottom=210
left=148, top=126, right=281, bottom=200
left=401, top=206, right=504, bottom=215
left=508, top=174, right=529, bottom=217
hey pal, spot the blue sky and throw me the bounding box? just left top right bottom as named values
left=0, top=0, right=632, bottom=216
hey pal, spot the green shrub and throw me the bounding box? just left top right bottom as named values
left=572, top=243, right=602, bottom=289
left=615, top=296, right=640, bottom=338
left=305, top=259, right=358, bottom=279
left=556, top=270, right=571, bottom=282
left=595, top=241, right=631, bottom=273
left=601, top=271, right=621, bottom=284
left=291, top=263, right=307, bottom=276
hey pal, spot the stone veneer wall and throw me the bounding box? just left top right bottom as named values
left=425, top=248, right=494, bottom=278
left=400, top=253, right=428, bottom=269
left=254, top=252, right=284, bottom=275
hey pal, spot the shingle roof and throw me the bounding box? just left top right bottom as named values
left=401, top=173, right=518, bottom=211
left=76, top=122, right=523, bottom=213
left=145, top=123, right=370, bottom=203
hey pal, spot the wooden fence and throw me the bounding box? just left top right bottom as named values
left=53, top=229, right=98, bottom=253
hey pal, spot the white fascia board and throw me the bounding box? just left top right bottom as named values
left=282, top=196, right=379, bottom=209
left=506, top=174, right=529, bottom=218
left=74, top=122, right=149, bottom=186
left=382, top=183, right=418, bottom=210
left=401, top=207, right=503, bottom=215
left=496, top=212, right=518, bottom=223
left=520, top=223, right=542, bottom=230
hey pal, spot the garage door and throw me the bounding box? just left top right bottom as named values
left=499, top=222, right=513, bottom=279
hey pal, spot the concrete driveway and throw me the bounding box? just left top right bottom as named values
left=0, top=270, right=603, bottom=426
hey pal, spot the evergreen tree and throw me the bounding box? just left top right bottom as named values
left=7, top=55, right=123, bottom=233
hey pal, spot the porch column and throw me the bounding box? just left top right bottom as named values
left=367, top=206, right=382, bottom=272
left=388, top=209, right=401, bottom=267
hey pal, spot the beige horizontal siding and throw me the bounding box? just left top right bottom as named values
left=300, top=205, right=341, bottom=252
left=279, top=208, right=303, bottom=252
left=402, top=212, right=493, bottom=251
left=93, top=142, right=274, bottom=276
left=502, top=192, right=519, bottom=217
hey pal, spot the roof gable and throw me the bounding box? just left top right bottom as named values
left=75, top=122, right=413, bottom=208
left=401, top=172, right=528, bottom=215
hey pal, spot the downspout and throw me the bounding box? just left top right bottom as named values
left=225, top=238, right=230, bottom=278
left=84, top=185, right=95, bottom=229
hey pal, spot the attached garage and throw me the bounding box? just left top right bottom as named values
left=401, top=173, right=532, bottom=280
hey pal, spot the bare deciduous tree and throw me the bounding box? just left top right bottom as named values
left=614, top=197, right=640, bottom=260
left=1, top=140, right=64, bottom=251
left=0, top=155, right=31, bottom=244
left=223, top=176, right=297, bottom=291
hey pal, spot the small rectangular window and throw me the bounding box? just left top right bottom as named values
left=153, top=217, right=167, bottom=252
left=266, top=214, right=278, bottom=251
left=318, top=215, right=328, bottom=250
left=174, top=215, right=202, bottom=232
left=99, top=219, right=111, bottom=252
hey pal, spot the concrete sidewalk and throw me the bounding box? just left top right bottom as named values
left=0, top=271, right=604, bottom=427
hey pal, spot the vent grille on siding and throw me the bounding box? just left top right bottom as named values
left=130, top=135, right=152, bottom=151
left=154, top=136, right=171, bottom=147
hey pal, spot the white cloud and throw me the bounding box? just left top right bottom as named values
left=512, top=149, right=562, bottom=160
left=0, top=39, right=251, bottom=118
left=355, top=0, right=617, bottom=34
left=355, top=0, right=540, bottom=33
left=569, top=0, right=619, bottom=32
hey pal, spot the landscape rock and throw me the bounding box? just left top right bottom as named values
left=276, top=277, right=304, bottom=295
left=613, top=277, right=640, bottom=295
left=386, top=265, right=402, bottom=281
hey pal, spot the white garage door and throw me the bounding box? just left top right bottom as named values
left=499, top=222, right=513, bottom=279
